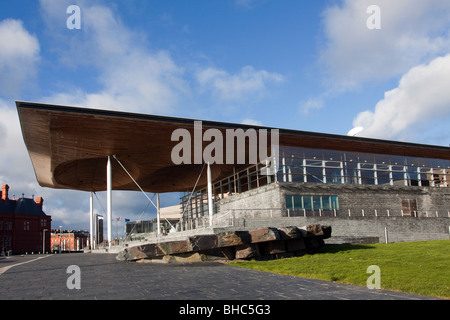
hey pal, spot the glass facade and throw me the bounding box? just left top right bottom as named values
left=179, top=145, right=450, bottom=220
left=285, top=195, right=339, bottom=211
left=278, top=146, right=450, bottom=187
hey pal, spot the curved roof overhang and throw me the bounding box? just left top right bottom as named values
left=16, top=101, right=450, bottom=193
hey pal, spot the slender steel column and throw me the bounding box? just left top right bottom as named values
left=107, top=156, right=112, bottom=249
left=207, top=162, right=213, bottom=226
left=89, top=192, right=94, bottom=250
left=156, top=193, right=161, bottom=235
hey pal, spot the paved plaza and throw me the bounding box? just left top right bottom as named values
left=0, top=252, right=439, bottom=302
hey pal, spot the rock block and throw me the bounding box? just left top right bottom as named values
left=321, top=226, right=332, bottom=239
left=285, top=238, right=306, bottom=252
left=117, top=246, right=148, bottom=261
left=248, top=227, right=280, bottom=243
left=167, top=252, right=204, bottom=263
left=140, top=243, right=166, bottom=257
left=117, top=224, right=331, bottom=262
left=189, top=234, right=218, bottom=251
left=278, top=226, right=301, bottom=239
left=220, top=246, right=236, bottom=260
left=304, top=224, right=332, bottom=239
left=235, top=243, right=259, bottom=259
left=158, top=239, right=192, bottom=255
left=217, top=231, right=250, bottom=247
left=262, top=240, right=286, bottom=255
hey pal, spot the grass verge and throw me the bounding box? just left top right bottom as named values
left=228, top=240, right=450, bottom=299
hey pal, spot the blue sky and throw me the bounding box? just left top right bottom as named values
left=1, top=0, right=450, bottom=233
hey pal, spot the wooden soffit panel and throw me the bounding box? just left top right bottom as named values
left=16, top=101, right=450, bottom=193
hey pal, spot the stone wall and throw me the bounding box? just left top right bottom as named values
left=215, top=182, right=450, bottom=243
left=217, top=183, right=284, bottom=219
left=279, top=182, right=450, bottom=217
left=218, top=216, right=450, bottom=243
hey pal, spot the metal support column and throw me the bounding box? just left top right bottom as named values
left=207, top=162, right=213, bottom=226
left=107, top=155, right=112, bottom=249
left=156, top=193, right=161, bottom=235
left=89, top=192, right=94, bottom=250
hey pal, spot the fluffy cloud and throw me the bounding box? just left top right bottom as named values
left=0, top=99, right=93, bottom=229
left=353, top=54, right=450, bottom=142
left=39, top=0, right=284, bottom=113
left=320, top=0, right=450, bottom=90
left=241, top=118, right=263, bottom=126
left=299, top=98, right=324, bottom=114
left=196, top=65, right=284, bottom=101
left=0, top=100, right=38, bottom=194
left=39, top=0, right=188, bottom=114
left=3, top=1, right=286, bottom=233
left=0, top=19, right=40, bottom=96
left=0, top=97, right=174, bottom=231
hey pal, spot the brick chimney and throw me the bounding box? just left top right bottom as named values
left=1, top=184, right=9, bottom=202
left=35, top=197, right=44, bottom=210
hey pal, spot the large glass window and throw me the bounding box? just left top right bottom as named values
left=286, top=195, right=339, bottom=211
left=181, top=145, right=450, bottom=215
left=303, top=196, right=313, bottom=210
left=278, top=146, right=450, bottom=188
left=307, top=167, right=324, bottom=183
left=376, top=170, right=390, bottom=185
left=360, top=169, right=375, bottom=185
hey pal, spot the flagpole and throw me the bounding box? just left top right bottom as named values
left=116, top=217, right=122, bottom=241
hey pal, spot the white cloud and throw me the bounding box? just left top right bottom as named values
left=39, top=0, right=188, bottom=114
left=241, top=118, right=262, bottom=126
left=39, top=1, right=284, bottom=113
left=299, top=98, right=324, bottom=114
left=0, top=19, right=40, bottom=96
left=353, top=54, right=450, bottom=142
left=0, top=99, right=38, bottom=194
left=0, top=100, right=89, bottom=230
left=196, top=65, right=283, bottom=101
left=3, top=0, right=286, bottom=234
left=320, top=0, right=450, bottom=90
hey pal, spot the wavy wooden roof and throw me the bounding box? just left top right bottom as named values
left=16, top=101, right=450, bottom=193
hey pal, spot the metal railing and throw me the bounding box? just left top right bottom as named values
left=174, top=207, right=450, bottom=232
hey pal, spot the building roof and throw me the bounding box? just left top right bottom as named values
left=16, top=101, right=450, bottom=193
left=0, top=198, right=46, bottom=216
left=160, top=204, right=182, bottom=220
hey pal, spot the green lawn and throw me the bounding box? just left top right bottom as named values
left=228, top=240, right=450, bottom=299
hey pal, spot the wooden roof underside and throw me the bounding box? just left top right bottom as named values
left=16, top=101, right=450, bottom=193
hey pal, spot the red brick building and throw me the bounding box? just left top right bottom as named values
left=0, top=184, right=52, bottom=254
left=50, top=230, right=88, bottom=252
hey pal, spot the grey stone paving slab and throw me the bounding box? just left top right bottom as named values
left=0, top=253, right=440, bottom=301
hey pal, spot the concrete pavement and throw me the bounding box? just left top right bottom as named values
left=0, top=253, right=439, bottom=301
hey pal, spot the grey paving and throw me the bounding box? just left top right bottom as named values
left=0, top=253, right=439, bottom=300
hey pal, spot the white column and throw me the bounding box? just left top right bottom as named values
left=389, top=165, right=393, bottom=186
left=322, top=160, right=326, bottom=184
left=207, top=162, right=213, bottom=226
left=357, top=162, right=362, bottom=184
left=403, top=165, right=408, bottom=186
left=430, top=167, right=435, bottom=187
left=303, top=158, right=307, bottom=183
left=107, top=155, right=112, bottom=249
left=156, top=193, right=161, bottom=235
left=89, top=192, right=94, bottom=250
left=374, top=163, right=378, bottom=185
left=417, top=166, right=422, bottom=186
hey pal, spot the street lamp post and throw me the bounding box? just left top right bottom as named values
left=42, top=229, right=48, bottom=254
left=59, top=226, right=62, bottom=254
